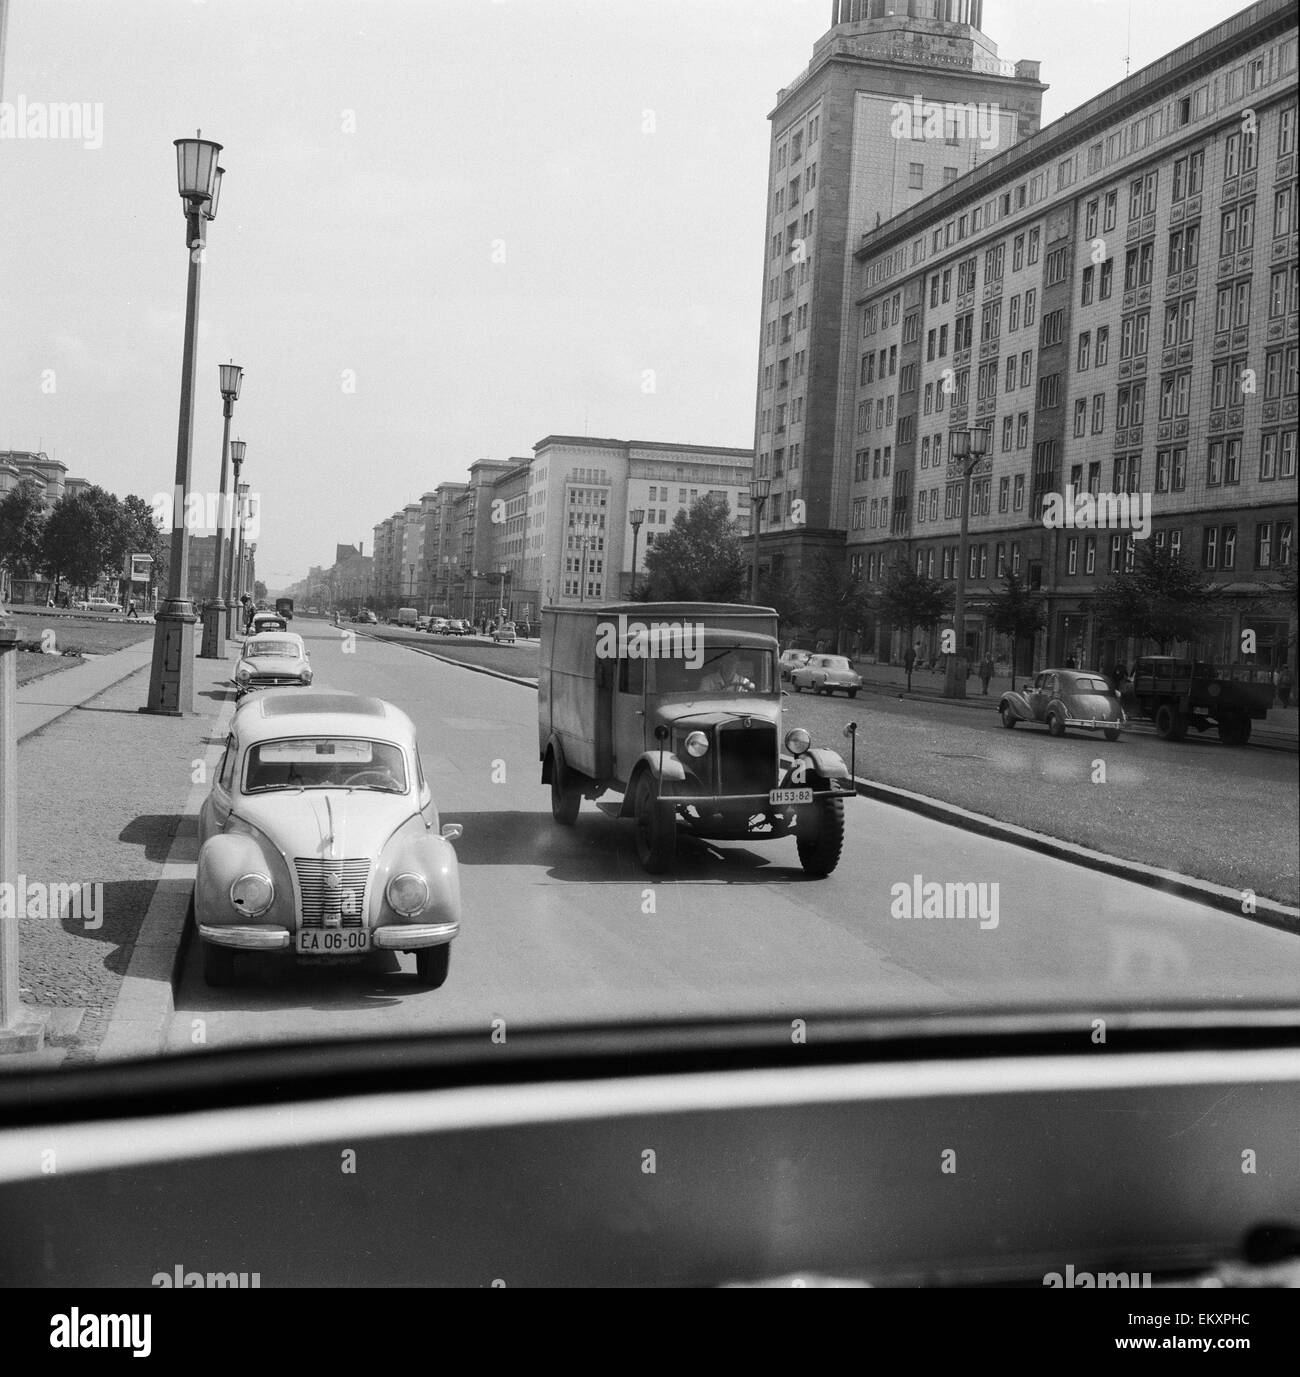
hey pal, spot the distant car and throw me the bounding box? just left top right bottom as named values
left=779, top=649, right=812, bottom=681
left=354, top=611, right=378, bottom=624
left=446, top=619, right=471, bottom=636
left=429, top=618, right=449, bottom=634
left=194, top=690, right=463, bottom=988
left=233, top=632, right=312, bottom=699
left=250, top=612, right=289, bottom=634
left=790, top=654, right=862, bottom=698
left=396, top=607, right=419, bottom=628
left=998, top=669, right=1126, bottom=741
left=416, top=616, right=432, bottom=631
left=75, top=597, right=122, bottom=613
left=492, top=622, right=517, bottom=644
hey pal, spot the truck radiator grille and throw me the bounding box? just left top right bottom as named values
left=294, top=858, right=371, bottom=928
left=716, top=725, right=777, bottom=798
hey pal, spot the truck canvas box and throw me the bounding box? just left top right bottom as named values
left=539, top=602, right=856, bottom=876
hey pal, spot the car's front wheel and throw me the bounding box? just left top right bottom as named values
left=1000, top=704, right=1018, bottom=729
left=848, top=688, right=858, bottom=699
left=1104, top=727, right=1121, bottom=742
left=796, top=798, right=845, bottom=877
left=633, top=773, right=676, bottom=875
left=415, top=944, right=450, bottom=988
left=201, top=941, right=235, bottom=988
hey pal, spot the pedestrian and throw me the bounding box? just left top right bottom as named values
left=903, top=644, right=916, bottom=674
left=46, top=592, right=55, bottom=608
left=1065, top=654, right=1077, bottom=669
left=1278, top=665, right=1293, bottom=709
left=126, top=598, right=138, bottom=619
left=979, top=653, right=994, bottom=695
left=1111, top=661, right=1127, bottom=695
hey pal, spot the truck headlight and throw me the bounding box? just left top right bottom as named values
left=230, top=873, right=274, bottom=916
left=784, top=729, right=811, bottom=755
left=684, top=730, right=709, bottom=757
left=386, top=872, right=429, bottom=917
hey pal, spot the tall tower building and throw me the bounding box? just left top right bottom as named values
left=753, top=0, right=1046, bottom=582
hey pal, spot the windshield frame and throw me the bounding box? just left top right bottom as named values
left=240, top=735, right=411, bottom=796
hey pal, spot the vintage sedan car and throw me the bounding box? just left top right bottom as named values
left=75, top=596, right=123, bottom=613
left=194, top=690, right=463, bottom=988
left=233, top=631, right=313, bottom=698
left=790, top=654, right=862, bottom=698
left=250, top=611, right=289, bottom=634
left=779, top=649, right=812, bottom=681
left=998, top=668, right=1126, bottom=740
left=492, top=621, right=517, bottom=644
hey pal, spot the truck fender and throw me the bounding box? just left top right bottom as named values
left=616, top=753, right=687, bottom=818
left=789, top=747, right=850, bottom=783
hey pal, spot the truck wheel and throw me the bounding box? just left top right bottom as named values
left=633, top=773, right=676, bottom=875
left=1154, top=704, right=1186, bottom=741
left=999, top=704, right=1017, bottom=729
left=1047, top=710, right=1065, bottom=737
left=796, top=798, right=845, bottom=878
left=414, top=944, right=450, bottom=988
left=202, top=941, right=235, bottom=988
left=550, top=751, right=581, bottom=825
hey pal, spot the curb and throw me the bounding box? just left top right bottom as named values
left=848, top=774, right=1300, bottom=936
left=354, top=627, right=538, bottom=689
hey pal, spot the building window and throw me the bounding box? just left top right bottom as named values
left=909, top=163, right=924, bottom=189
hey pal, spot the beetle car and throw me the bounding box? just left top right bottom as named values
left=233, top=631, right=313, bottom=698
left=790, top=654, right=862, bottom=698
left=194, top=690, right=463, bottom=988
left=492, top=621, right=517, bottom=644
left=250, top=611, right=289, bottom=634
left=779, top=649, right=812, bottom=681
left=998, top=668, right=1126, bottom=740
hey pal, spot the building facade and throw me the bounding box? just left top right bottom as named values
left=846, top=0, right=1298, bottom=670
left=752, top=0, right=1045, bottom=583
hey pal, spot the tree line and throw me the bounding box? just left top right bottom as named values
left=0, top=479, right=166, bottom=604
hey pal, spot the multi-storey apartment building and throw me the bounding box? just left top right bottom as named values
left=752, top=0, right=1045, bottom=582
left=846, top=0, right=1298, bottom=671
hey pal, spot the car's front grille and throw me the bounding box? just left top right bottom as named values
left=716, top=724, right=777, bottom=797
left=294, top=858, right=371, bottom=928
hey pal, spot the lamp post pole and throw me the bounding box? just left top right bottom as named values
left=628, top=508, right=644, bottom=598
left=748, top=478, right=771, bottom=603
left=943, top=424, right=992, bottom=699
left=144, top=135, right=224, bottom=715
left=233, top=481, right=250, bottom=628
left=224, top=440, right=246, bottom=637
left=201, top=361, right=242, bottom=657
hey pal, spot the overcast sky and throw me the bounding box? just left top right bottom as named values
left=0, top=0, right=1252, bottom=587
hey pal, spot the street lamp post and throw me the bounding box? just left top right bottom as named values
left=748, top=478, right=771, bottom=603
left=943, top=423, right=993, bottom=699
left=233, top=481, right=250, bottom=627
left=144, top=134, right=224, bottom=715
left=201, top=361, right=243, bottom=657
left=223, top=439, right=246, bottom=637
left=497, top=562, right=510, bottom=623
left=627, top=508, right=645, bottom=598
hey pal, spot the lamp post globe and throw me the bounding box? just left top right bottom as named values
left=628, top=508, right=645, bottom=599
left=748, top=478, right=771, bottom=603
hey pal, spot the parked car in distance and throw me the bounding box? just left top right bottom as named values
left=446, top=619, right=471, bottom=635
left=75, top=596, right=123, bottom=613
left=998, top=669, right=1125, bottom=740
left=354, top=610, right=378, bottom=624
left=396, top=607, right=419, bottom=627
left=233, top=632, right=313, bottom=699
left=779, top=649, right=812, bottom=681
left=250, top=611, right=289, bottom=634
left=790, top=655, right=862, bottom=698
left=492, top=621, right=517, bottom=644
left=416, top=615, right=432, bottom=631
left=194, top=690, right=463, bottom=988
left=429, top=618, right=449, bottom=634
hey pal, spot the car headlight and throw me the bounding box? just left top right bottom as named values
left=386, top=872, right=429, bottom=917
left=684, top=730, right=710, bottom=758
left=784, top=729, right=811, bottom=755
left=301, top=668, right=313, bottom=683
left=230, top=873, right=274, bottom=917
left=235, top=664, right=252, bottom=681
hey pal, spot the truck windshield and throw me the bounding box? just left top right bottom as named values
left=650, top=649, right=775, bottom=696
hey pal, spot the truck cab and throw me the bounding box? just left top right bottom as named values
left=539, top=603, right=855, bottom=875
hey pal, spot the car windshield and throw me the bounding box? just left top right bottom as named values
left=246, top=640, right=298, bottom=658
left=651, top=648, right=776, bottom=695
left=243, top=738, right=408, bottom=794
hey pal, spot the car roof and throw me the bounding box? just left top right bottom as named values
left=232, top=690, right=414, bottom=745
left=245, top=631, right=304, bottom=648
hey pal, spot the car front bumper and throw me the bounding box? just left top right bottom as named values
left=199, top=920, right=458, bottom=951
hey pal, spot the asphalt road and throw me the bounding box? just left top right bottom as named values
left=168, top=620, right=1300, bottom=1053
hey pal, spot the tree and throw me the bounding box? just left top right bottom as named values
left=118, top=494, right=165, bottom=607
left=756, top=568, right=805, bottom=634
left=800, top=553, right=871, bottom=654
left=0, top=479, right=47, bottom=600
left=641, top=495, right=748, bottom=603
left=875, top=560, right=951, bottom=686
left=1093, top=543, right=1217, bottom=654
left=987, top=572, right=1045, bottom=680
left=40, top=486, right=126, bottom=601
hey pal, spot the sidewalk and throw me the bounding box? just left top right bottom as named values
left=845, top=658, right=1300, bottom=750
left=3, top=638, right=237, bottom=1066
